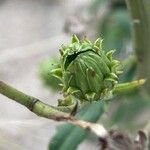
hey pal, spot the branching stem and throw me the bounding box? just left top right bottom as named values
left=0, top=80, right=108, bottom=137
left=0, top=78, right=145, bottom=137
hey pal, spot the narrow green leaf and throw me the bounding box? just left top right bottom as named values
left=106, top=50, right=115, bottom=61
left=49, top=101, right=106, bottom=150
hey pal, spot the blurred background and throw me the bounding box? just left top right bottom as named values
left=0, top=0, right=144, bottom=150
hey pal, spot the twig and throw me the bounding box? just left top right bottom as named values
left=0, top=80, right=148, bottom=150
left=0, top=80, right=107, bottom=138
left=0, top=79, right=145, bottom=138
left=113, top=79, right=145, bottom=94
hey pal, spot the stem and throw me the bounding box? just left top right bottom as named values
left=126, top=0, right=150, bottom=92
left=0, top=79, right=145, bottom=108
left=0, top=79, right=144, bottom=134
left=0, top=80, right=147, bottom=147
left=0, top=81, right=73, bottom=113
left=0, top=81, right=69, bottom=118
left=0, top=80, right=107, bottom=137
left=113, top=79, right=145, bottom=94
left=0, top=79, right=145, bottom=114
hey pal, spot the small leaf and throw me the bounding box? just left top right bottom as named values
left=111, top=60, right=120, bottom=68
left=71, top=34, right=79, bottom=43
left=93, top=45, right=100, bottom=53
left=104, top=77, right=118, bottom=84
left=51, top=68, right=62, bottom=80
left=83, top=37, right=92, bottom=44
left=104, top=78, right=116, bottom=89
left=94, top=38, right=103, bottom=50
left=67, top=87, right=81, bottom=95
left=85, top=92, right=97, bottom=101
left=106, top=50, right=115, bottom=61
left=109, top=73, right=118, bottom=80
left=58, top=96, right=73, bottom=106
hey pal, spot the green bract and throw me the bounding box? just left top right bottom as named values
left=52, top=35, right=121, bottom=104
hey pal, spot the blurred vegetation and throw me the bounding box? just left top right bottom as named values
left=39, top=58, right=62, bottom=91
left=100, top=9, right=131, bottom=54
left=92, top=0, right=131, bottom=56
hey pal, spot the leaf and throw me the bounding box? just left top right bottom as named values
left=49, top=101, right=106, bottom=150
left=94, top=38, right=103, bottom=50
left=71, top=34, right=79, bottom=43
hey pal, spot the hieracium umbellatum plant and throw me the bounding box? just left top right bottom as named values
left=50, top=35, right=145, bottom=106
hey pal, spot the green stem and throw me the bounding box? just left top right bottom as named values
left=0, top=81, right=70, bottom=120
left=0, top=79, right=144, bottom=115
left=113, top=79, right=145, bottom=94
left=0, top=80, right=107, bottom=137
left=126, top=0, right=150, bottom=92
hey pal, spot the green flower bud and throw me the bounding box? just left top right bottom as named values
left=53, top=35, right=121, bottom=103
